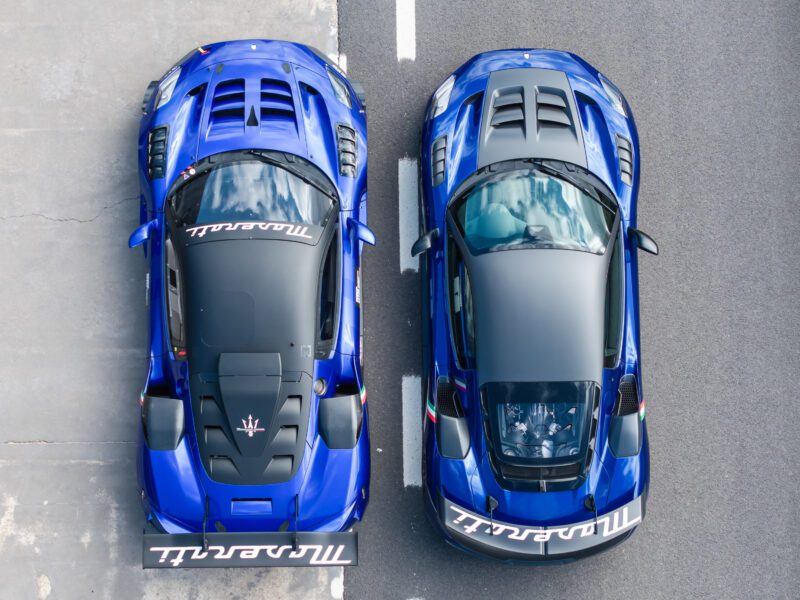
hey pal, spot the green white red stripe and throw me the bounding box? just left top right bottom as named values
left=359, top=385, right=367, bottom=404
left=426, top=398, right=436, bottom=422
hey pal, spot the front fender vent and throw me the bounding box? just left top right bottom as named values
left=536, top=89, right=571, bottom=128
left=615, top=374, right=639, bottom=416
left=337, top=123, right=357, bottom=177
left=616, top=134, right=633, bottom=185
left=431, top=136, right=446, bottom=186
left=147, top=126, right=168, bottom=179
left=490, top=87, right=525, bottom=130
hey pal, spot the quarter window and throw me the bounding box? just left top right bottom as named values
left=165, top=233, right=186, bottom=358
left=447, top=231, right=476, bottom=369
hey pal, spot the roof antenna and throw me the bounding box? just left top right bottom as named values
left=486, top=496, right=499, bottom=536
left=202, top=496, right=210, bottom=552
left=292, top=495, right=300, bottom=551
left=584, top=494, right=599, bottom=535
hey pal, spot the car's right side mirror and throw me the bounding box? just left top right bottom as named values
left=411, top=228, right=439, bottom=257
left=629, top=227, right=659, bottom=255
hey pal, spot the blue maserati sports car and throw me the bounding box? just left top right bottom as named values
left=413, top=49, right=658, bottom=562
left=129, top=40, right=373, bottom=568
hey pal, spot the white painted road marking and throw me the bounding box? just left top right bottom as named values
left=396, top=0, right=416, bottom=61
left=402, top=375, right=422, bottom=487
left=398, top=157, right=419, bottom=273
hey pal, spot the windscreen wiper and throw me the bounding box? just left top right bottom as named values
left=246, top=150, right=336, bottom=200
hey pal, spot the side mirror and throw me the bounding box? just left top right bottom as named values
left=411, top=228, right=439, bottom=257
left=128, top=219, right=158, bottom=249
left=347, top=217, right=376, bottom=246
left=629, top=227, right=659, bottom=255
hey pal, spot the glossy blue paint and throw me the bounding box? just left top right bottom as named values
left=132, top=41, right=370, bottom=535
left=419, top=50, right=651, bottom=559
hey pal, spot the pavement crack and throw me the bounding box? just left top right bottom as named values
left=0, top=195, right=139, bottom=224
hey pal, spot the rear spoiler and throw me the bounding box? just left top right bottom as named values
left=143, top=530, right=357, bottom=568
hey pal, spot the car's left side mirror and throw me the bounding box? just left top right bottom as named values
left=128, top=219, right=158, bottom=249
left=411, top=228, right=439, bottom=257
left=347, top=217, right=376, bottom=246
left=629, top=227, right=659, bottom=255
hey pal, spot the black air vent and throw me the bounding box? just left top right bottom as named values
left=431, top=136, right=446, bottom=186
left=536, top=89, right=571, bottom=127
left=616, top=135, right=633, bottom=185
left=260, top=78, right=295, bottom=126
left=490, top=87, right=525, bottom=129
left=436, top=377, right=462, bottom=418
left=208, top=79, right=245, bottom=138
left=615, top=374, right=639, bottom=416
left=147, top=126, right=167, bottom=179
left=337, top=124, right=357, bottom=177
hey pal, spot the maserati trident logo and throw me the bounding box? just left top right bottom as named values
left=236, top=414, right=265, bottom=438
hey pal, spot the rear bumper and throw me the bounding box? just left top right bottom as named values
left=426, top=484, right=644, bottom=563
left=143, top=530, right=357, bottom=568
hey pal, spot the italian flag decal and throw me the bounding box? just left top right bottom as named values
left=426, top=398, right=436, bottom=423
left=639, top=399, right=646, bottom=421
left=359, top=385, right=367, bottom=405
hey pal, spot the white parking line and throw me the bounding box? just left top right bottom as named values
left=398, top=157, right=419, bottom=273
left=402, top=374, right=422, bottom=487
left=395, top=0, right=416, bottom=62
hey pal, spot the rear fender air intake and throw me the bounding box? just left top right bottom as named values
left=435, top=377, right=469, bottom=459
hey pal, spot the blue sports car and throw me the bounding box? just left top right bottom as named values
left=413, top=50, right=658, bottom=562
left=128, top=40, right=374, bottom=568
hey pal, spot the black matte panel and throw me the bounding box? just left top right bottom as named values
left=436, top=414, right=470, bottom=459
left=609, top=413, right=642, bottom=457
left=318, top=393, right=362, bottom=449
left=142, top=395, right=184, bottom=451
left=478, top=68, right=587, bottom=169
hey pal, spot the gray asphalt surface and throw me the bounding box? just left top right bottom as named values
left=339, top=1, right=800, bottom=598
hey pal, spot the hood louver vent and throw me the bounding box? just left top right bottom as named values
left=147, top=126, right=167, bottom=179
left=260, top=78, right=295, bottom=127
left=536, top=90, right=571, bottom=127
left=431, top=136, right=447, bottom=186
left=337, top=124, right=357, bottom=177
left=208, top=79, right=245, bottom=138
left=490, top=87, right=525, bottom=130
left=616, top=135, right=633, bottom=185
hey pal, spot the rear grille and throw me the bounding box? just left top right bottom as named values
left=208, top=79, right=245, bottom=138
left=490, top=87, right=525, bottom=129
left=616, top=135, right=633, bottom=185
left=260, top=78, right=295, bottom=126
left=337, top=124, right=357, bottom=177
left=431, top=136, right=446, bottom=186
left=536, top=89, right=571, bottom=127
left=436, top=377, right=462, bottom=418
left=615, top=374, right=639, bottom=416
left=147, top=126, right=167, bottom=179
left=196, top=387, right=307, bottom=485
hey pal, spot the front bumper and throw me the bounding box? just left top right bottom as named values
left=434, top=491, right=644, bottom=562
left=143, top=530, right=357, bottom=568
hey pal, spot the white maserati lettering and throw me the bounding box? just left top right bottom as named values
left=185, top=221, right=314, bottom=239
left=149, top=543, right=352, bottom=567
left=448, top=500, right=641, bottom=546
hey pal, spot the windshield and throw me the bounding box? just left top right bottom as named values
left=486, top=381, right=596, bottom=466
left=170, top=159, right=334, bottom=227
left=453, top=169, right=614, bottom=254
